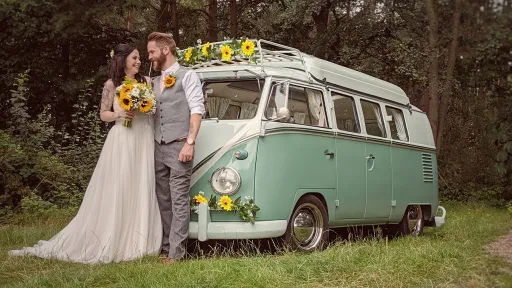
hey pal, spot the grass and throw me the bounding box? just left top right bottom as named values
left=1, top=202, right=512, bottom=287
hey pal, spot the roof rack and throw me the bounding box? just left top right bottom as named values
left=175, top=39, right=313, bottom=82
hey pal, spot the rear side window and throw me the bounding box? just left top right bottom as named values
left=360, top=100, right=386, bottom=138
left=332, top=93, right=360, bottom=133
left=386, top=106, right=409, bottom=142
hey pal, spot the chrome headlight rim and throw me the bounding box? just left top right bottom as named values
left=210, top=167, right=242, bottom=196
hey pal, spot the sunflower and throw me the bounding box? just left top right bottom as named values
left=201, top=42, right=211, bottom=56
left=120, top=83, right=132, bottom=98
left=139, top=98, right=153, bottom=113
left=118, top=94, right=133, bottom=110
left=194, top=194, right=208, bottom=205
left=185, top=47, right=193, bottom=62
left=164, top=75, right=176, bottom=88
left=219, top=195, right=233, bottom=211
left=241, top=40, right=255, bottom=56
left=221, top=45, right=232, bottom=61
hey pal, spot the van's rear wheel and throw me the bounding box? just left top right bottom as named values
left=390, top=205, right=424, bottom=237
left=284, top=195, right=328, bottom=251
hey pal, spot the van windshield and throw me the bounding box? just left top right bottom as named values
left=202, top=79, right=263, bottom=120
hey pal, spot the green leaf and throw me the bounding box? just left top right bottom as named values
left=497, top=151, right=509, bottom=162
left=504, top=142, right=512, bottom=154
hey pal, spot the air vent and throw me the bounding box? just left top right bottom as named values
left=422, top=153, right=434, bottom=183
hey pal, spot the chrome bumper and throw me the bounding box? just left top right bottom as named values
left=434, top=206, right=446, bottom=227
left=189, top=203, right=288, bottom=241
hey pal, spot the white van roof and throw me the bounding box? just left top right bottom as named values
left=179, top=39, right=410, bottom=106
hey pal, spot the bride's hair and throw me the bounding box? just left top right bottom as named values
left=109, top=43, right=144, bottom=87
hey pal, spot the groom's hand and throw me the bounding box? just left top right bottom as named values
left=179, top=143, right=194, bottom=162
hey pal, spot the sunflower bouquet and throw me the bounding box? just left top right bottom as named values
left=115, top=77, right=156, bottom=127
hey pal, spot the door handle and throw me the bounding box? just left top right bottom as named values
left=366, top=154, right=375, bottom=171
left=324, top=150, right=334, bottom=159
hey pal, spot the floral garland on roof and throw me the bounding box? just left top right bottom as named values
left=177, top=37, right=258, bottom=66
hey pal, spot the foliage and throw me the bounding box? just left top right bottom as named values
left=1, top=0, right=512, bottom=215
left=0, top=71, right=107, bottom=221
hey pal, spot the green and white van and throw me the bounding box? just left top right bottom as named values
left=179, top=39, right=446, bottom=251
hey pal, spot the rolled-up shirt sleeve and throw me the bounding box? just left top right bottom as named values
left=182, top=70, right=205, bottom=116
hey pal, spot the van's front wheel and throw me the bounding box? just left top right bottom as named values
left=284, top=195, right=328, bottom=251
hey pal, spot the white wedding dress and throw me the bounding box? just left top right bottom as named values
left=8, top=80, right=163, bottom=264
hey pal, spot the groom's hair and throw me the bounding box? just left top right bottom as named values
left=147, top=32, right=177, bottom=57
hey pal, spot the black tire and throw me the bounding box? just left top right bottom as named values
left=284, top=194, right=329, bottom=251
left=388, top=205, right=424, bottom=238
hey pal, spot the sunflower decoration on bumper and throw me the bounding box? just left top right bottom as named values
left=114, top=77, right=157, bottom=127
left=190, top=191, right=260, bottom=224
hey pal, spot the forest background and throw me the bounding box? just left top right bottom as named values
left=1, top=0, right=511, bottom=220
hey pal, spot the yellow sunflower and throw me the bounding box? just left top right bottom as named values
left=201, top=42, right=211, bottom=56
left=219, top=195, right=233, bottom=211
left=194, top=194, right=208, bottom=205
left=139, top=98, right=153, bottom=113
left=241, top=40, right=255, bottom=56
left=120, top=83, right=132, bottom=98
left=118, top=94, right=133, bottom=110
left=164, top=75, right=176, bottom=88
left=221, top=45, right=232, bottom=61
left=185, top=47, right=193, bottom=62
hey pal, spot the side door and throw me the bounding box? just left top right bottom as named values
left=331, top=92, right=366, bottom=219
left=359, top=99, right=393, bottom=219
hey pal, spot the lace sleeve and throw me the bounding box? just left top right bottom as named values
left=99, top=80, right=121, bottom=122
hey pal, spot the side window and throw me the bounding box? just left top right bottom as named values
left=266, top=83, right=329, bottom=128
left=386, top=106, right=409, bottom=141
left=332, top=93, right=360, bottom=133
left=360, top=100, right=386, bottom=137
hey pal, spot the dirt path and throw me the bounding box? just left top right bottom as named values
left=487, top=229, right=512, bottom=264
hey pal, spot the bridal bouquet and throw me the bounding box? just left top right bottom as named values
left=115, top=77, right=156, bottom=127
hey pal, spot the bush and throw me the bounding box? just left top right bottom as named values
left=0, top=71, right=108, bottom=221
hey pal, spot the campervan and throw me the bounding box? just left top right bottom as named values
left=179, top=39, right=446, bottom=251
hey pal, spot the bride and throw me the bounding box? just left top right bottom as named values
left=8, top=43, right=163, bottom=264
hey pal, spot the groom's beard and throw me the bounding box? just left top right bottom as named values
left=154, top=53, right=166, bottom=71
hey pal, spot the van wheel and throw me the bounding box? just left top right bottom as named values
left=284, top=195, right=328, bottom=251
left=392, top=205, right=424, bottom=237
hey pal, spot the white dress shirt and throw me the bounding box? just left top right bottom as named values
left=160, top=62, right=205, bottom=116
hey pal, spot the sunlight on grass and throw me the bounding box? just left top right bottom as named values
left=1, top=203, right=512, bottom=287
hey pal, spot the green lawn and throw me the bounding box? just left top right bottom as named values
left=1, top=202, right=512, bottom=287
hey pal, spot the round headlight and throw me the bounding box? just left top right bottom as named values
left=210, top=167, right=241, bottom=195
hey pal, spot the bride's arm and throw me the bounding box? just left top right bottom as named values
left=99, top=80, right=125, bottom=122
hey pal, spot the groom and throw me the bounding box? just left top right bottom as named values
left=147, top=32, right=205, bottom=263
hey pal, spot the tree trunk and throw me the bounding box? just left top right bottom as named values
left=423, top=0, right=439, bottom=142
left=170, top=0, right=179, bottom=46
left=158, top=0, right=169, bottom=31
left=157, top=0, right=179, bottom=45
left=62, top=39, right=70, bottom=80
left=436, top=0, right=462, bottom=152
left=230, top=0, right=237, bottom=38
left=127, top=11, right=132, bottom=32
left=208, top=0, right=218, bottom=42
left=312, top=0, right=332, bottom=58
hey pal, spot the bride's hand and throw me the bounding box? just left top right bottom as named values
left=118, top=110, right=135, bottom=119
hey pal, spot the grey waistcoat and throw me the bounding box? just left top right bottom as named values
left=153, top=67, right=190, bottom=144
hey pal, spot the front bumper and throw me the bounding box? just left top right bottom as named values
left=189, top=203, right=288, bottom=241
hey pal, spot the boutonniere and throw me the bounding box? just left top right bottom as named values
left=164, top=73, right=176, bottom=88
